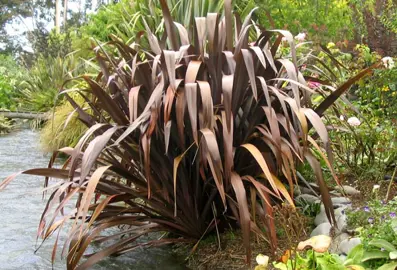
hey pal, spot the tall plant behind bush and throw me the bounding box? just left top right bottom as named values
left=1, top=1, right=377, bottom=268
left=312, top=43, right=397, bottom=176
left=0, top=54, right=24, bottom=110
left=18, top=53, right=85, bottom=112
left=72, top=0, right=227, bottom=58
left=40, top=95, right=88, bottom=152
left=239, top=0, right=353, bottom=42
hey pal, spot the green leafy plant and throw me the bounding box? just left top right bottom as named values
left=18, top=53, right=85, bottom=112
left=344, top=241, right=397, bottom=270
left=296, top=197, right=321, bottom=218
left=0, top=54, right=24, bottom=110
left=313, top=43, right=397, bottom=178
left=347, top=196, right=397, bottom=247
left=40, top=95, right=88, bottom=152
left=363, top=239, right=397, bottom=269
left=240, top=0, right=353, bottom=42
left=273, top=249, right=347, bottom=270
left=72, top=0, right=227, bottom=58
left=0, top=1, right=378, bottom=268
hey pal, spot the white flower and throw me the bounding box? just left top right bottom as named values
left=281, top=36, right=288, bottom=43
left=347, top=116, right=361, bottom=127
left=256, top=254, right=269, bottom=266
left=295, top=32, right=306, bottom=42
left=382, top=57, right=395, bottom=69
left=373, top=184, right=380, bottom=191
left=340, top=115, right=345, bottom=121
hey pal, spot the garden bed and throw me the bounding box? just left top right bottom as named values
left=174, top=176, right=397, bottom=269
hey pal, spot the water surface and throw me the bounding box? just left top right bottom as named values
left=0, top=129, right=186, bottom=270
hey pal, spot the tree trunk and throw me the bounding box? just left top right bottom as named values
left=63, top=0, right=68, bottom=29
left=362, top=0, right=397, bottom=56
left=55, top=0, right=61, bottom=34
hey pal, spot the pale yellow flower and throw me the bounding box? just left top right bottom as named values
left=297, top=235, right=331, bottom=253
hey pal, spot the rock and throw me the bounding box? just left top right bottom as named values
left=316, top=199, right=352, bottom=209
left=335, top=207, right=348, bottom=217
left=331, top=197, right=351, bottom=205
left=294, top=185, right=317, bottom=196
left=329, top=233, right=350, bottom=254
left=310, top=222, right=332, bottom=237
left=333, top=203, right=352, bottom=210
left=315, top=210, right=329, bottom=225
left=315, top=206, right=347, bottom=226
left=335, top=185, right=360, bottom=196
left=335, top=213, right=347, bottom=233
left=330, top=190, right=343, bottom=196
left=296, top=194, right=319, bottom=204
left=340, top=237, right=361, bottom=255
left=339, top=254, right=347, bottom=262
left=308, top=182, right=320, bottom=190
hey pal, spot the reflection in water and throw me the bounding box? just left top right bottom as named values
left=0, top=130, right=186, bottom=270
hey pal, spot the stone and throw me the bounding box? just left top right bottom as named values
left=339, top=254, right=347, bottom=262
left=315, top=210, right=329, bottom=225
left=340, top=237, right=361, bottom=255
left=315, top=206, right=347, bottom=226
left=335, top=185, right=360, bottom=196
left=331, top=197, right=351, bottom=205
left=329, top=233, right=350, bottom=254
left=309, top=182, right=320, bottom=190
left=333, top=203, right=352, bottom=210
left=310, top=222, right=332, bottom=237
left=335, top=213, right=347, bottom=233
left=296, top=194, right=319, bottom=204
left=294, top=186, right=317, bottom=196
left=330, top=190, right=343, bottom=196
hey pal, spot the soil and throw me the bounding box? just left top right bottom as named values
left=174, top=176, right=397, bottom=270
left=341, top=174, right=397, bottom=208
left=175, top=205, right=312, bottom=270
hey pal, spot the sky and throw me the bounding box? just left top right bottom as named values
left=2, top=0, right=97, bottom=52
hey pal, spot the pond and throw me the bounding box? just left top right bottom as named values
left=0, top=129, right=186, bottom=269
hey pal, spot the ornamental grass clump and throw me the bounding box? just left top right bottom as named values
left=0, top=0, right=379, bottom=268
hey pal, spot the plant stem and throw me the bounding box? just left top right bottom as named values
left=385, top=166, right=397, bottom=201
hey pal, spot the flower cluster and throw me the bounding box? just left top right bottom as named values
left=381, top=85, right=390, bottom=92
left=295, top=32, right=306, bottom=42
left=347, top=197, right=397, bottom=247
left=347, top=116, right=361, bottom=127
left=307, top=81, right=321, bottom=89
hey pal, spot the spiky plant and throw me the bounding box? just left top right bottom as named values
left=1, top=0, right=378, bottom=269
left=0, top=116, right=12, bottom=134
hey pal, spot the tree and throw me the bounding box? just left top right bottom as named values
left=55, top=0, right=61, bottom=33
left=350, top=0, right=397, bottom=56
left=63, top=0, right=68, bottom=28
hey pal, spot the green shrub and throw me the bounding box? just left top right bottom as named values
left=348, top=196, right=397, bottom=248
left=0, top=54, right=24, bottom=110
left=241, top=0, right=353, bottom=42
left=305, top=43, right=397, bottom=178
left=18, top=53, right=86, bottom=112
left=71, top=0, right=226, bottom=59
left=40, top=97, right=88, bottom=152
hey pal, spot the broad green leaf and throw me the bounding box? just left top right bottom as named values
left=362, top=250, right=390, bottom=262
left=378, top=262, right=397, bottom=270
left=345, top=244, right=364, bottom=266
left=368, top=239, right=397, bottom=252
